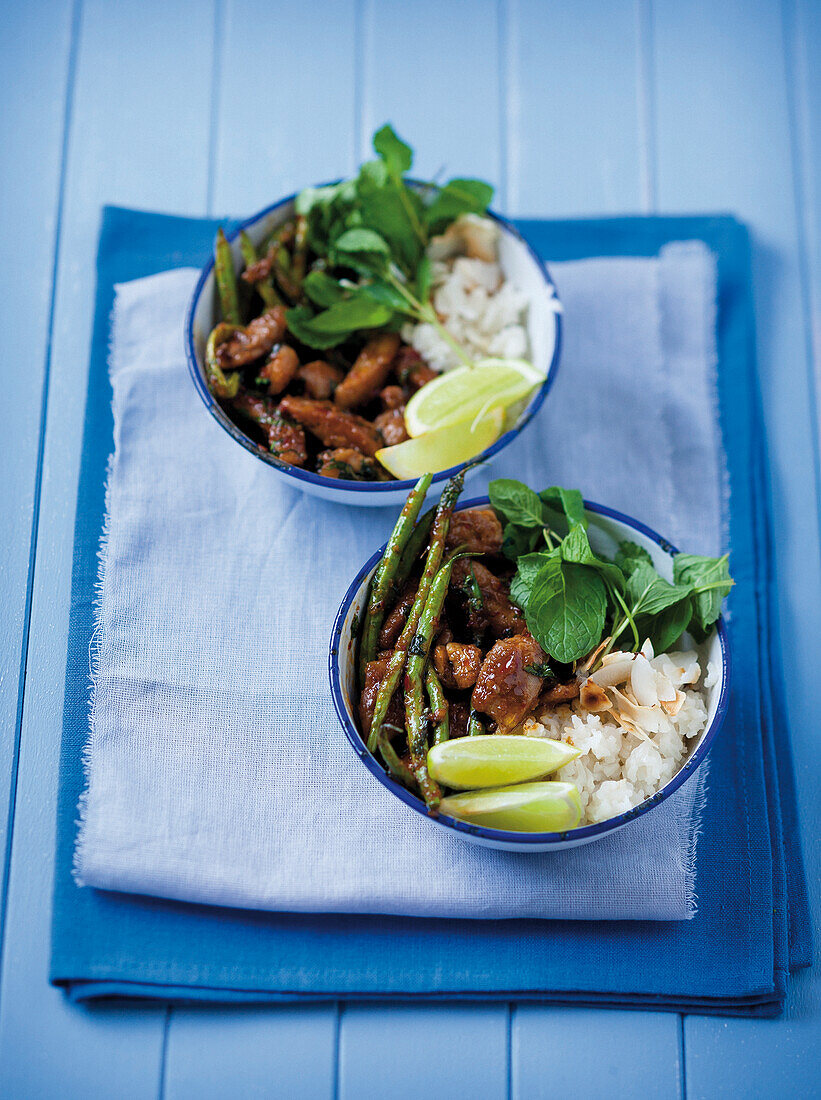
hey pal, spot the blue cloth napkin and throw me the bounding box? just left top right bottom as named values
left=49, top=207, right=811, bottom=1015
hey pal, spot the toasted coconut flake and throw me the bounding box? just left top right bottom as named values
left=590, top=658, right=634, bottom=688
left=611, top=710, right=654, bottom=744
left=641, top=638, right=655, bottom=660
left=580, top=679, right=612, bottom=713
left=631, top=653, right=659, bottom=708
left=660, top=689, right=687, bottom=716
left=601, top=650, right=634, bottom=666
left=655, top=670, right=677, bottom=703
left=608, top=686, right=664, bottom=733
left=577, top=637, right=611, bottom=676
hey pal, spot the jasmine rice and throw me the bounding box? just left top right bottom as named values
left=523, top=647, right=720, bottom=825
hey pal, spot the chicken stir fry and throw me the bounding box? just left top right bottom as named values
left=356, top=473, right=579, bottom=809
left=206, top=219, right=432, bottom=480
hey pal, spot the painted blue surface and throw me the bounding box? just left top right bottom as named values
left=0, top=0, right=818, bottom=1097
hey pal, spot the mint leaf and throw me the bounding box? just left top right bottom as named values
left=561, top=525, right=625, bottom=592
left=373, top=123, right=413, bottom=176
left=284, top=306, right=348, bottom=349
left=424, top=178, right=494, bottom=235
left=356, top=160, right=424, bottom=274
left=539, top=486, right=587, bottom=531
left=673, top=552, right=733, bottom=632
left=302, top=270, right=346, bottom=308
left=626, top=561, right=693, bottom=618
left=489, top=479, right=545, bottom=528
left=615, top=540, right=654, bottom=576
left=510, top=550, right=557, bottom=609
left=526, top=560, right=607, bottom=664
left=501, top=522, right=542, bottom=562
left=333, top=227, right=391, bottom=257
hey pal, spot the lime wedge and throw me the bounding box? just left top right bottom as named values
left=427, top=735, right=580, bottom=790
left=404, top=358, right=544, bottom=439
left=439, top=782, right=582, bottom=833
left=376, top=407, right=504, bottom=479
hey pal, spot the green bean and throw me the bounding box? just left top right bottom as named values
left=467, top=710, right=485, bottom=737
left=377, top=724, right=418, bottom=790
left=367, top=470, right=464, bottom=756
left=259, top=218, right=296, bottom=256
left=214, top=228, right=241, bottom=325
left=392, top=506, right=436, bottom=593
left=205, top=323, right=241, bottom=399
left=273, top=245, right=300, bottom=302
left=359, top=473, right=432, bottom=686
left=292, top=214, right=308, bottom=287
left=426, top=667, right=449, bottom=745
left=238, top=230, right=281, bottom=309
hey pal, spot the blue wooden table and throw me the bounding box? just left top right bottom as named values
left=1, top=1, right=819, bottom=1095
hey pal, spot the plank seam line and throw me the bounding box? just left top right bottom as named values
left=506, top=1002, right=513, bottom=1100
left=678, top=1013, right=687, bottom=1100
left=0, top=0, right=83, bottom=1006
left=333, top=1001, right=342, bottom=1100
left=158, top=1006, right=172, bottom=1100
left=782, top=0, right=821, bottom=560
left=205, top=0, right=225, bottom=216
left=353, top=0, right=367, bottom=168
left=497, top=0, right=509, bottom=213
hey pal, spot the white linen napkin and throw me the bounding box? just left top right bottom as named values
left=75, top=243, right=724, bottom=919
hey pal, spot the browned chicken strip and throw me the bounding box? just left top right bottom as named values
left=374, top=407, right=409, bottom=446
left=298, top=359, right=344, bottom=400
left=278, top=396, right=383, bottom=456
left=380, top=384, right=407, bottom=410
left=231, top=392, right=307, bottom=466
left=433, top=642, right=483, bottom=691
left=217, top=307, right=287, bottom=368
left=334, top=333, right=401, bottom=409
left=452, top=559, right=525, bottom=638
left=472, top=632, right=546, bottom=731
left=316, top=448, right=384, bottom=480
left=259, top=344, right=299, bottom=395
left=393, top=345, right=437, bottom=390
left=359, top=655, right=404, bottom=737
left=446, top=508, right=504, bottom=555
left=379, top=580, right=418, bottom=649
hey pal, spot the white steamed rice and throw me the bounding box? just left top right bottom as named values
left=401, top=218, right=530, bottom=371
left=523, top=650, right=719, bottom=825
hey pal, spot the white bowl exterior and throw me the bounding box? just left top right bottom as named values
left=335, top=505, right=727, bottom=850
left=190, top=202, right=559, bottom=507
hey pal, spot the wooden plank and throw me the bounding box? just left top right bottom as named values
left=338, top=1004, right=509, bottom=1100
left=158, top=2, right=357, bottom=1092
left=163, top=1006, right=337, bottom=1099
left=0, top=0, right=75, bottom=920
left=512, top=1007, right=682, bottom=1099
left=505, top=0, right=646, bottom=216
left=334, top=8, right=512, bottom=1100
left=0, top=0, right=215, bottom=1092
left=209, top=0, right=359, bottom=214
left=504, top=4, right=685, bottom=1095
left=358, top=0, right=503, bottom=192
left=649, top=0, right=821, bottom=1090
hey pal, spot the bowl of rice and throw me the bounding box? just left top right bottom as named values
left=330, top=498, right=731, bottom=851
left=186, top=196, right=562, bottom=508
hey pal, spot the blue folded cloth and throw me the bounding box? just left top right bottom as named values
left=49, top=207, right=811, bottom=1015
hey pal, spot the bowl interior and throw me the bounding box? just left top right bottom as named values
left=187, top=198, right=561, bottom=505
left=330, top=498, right=730, bottom=849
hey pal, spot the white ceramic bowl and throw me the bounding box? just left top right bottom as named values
left=329, top=498, right=731, bottom=851
left=185, top=192, right=562, bottom=507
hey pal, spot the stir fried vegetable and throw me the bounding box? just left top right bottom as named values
left=202, top=124, right=498, bottom=481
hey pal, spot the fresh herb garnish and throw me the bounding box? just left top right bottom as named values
left=288, top=124, right=494, bottom=351
left=490, top=477, right=734, bottom=664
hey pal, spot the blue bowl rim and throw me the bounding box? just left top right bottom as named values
left=184, top=187, right=563, bottom=497
left=328, top=497, right=732, bottom=845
